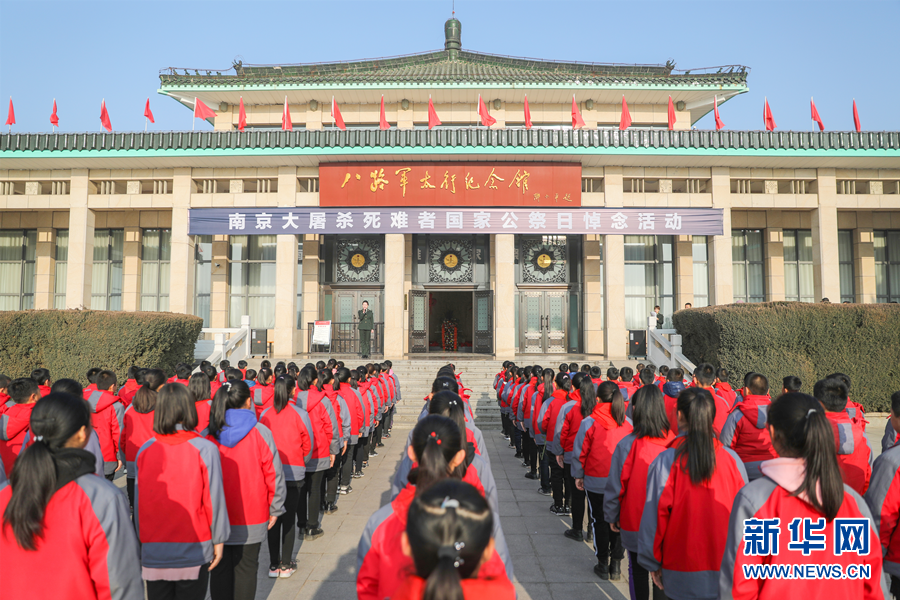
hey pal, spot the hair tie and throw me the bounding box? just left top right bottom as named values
left=224, top=382, right=232, bottom=391
left=34, top=435, right=45, bottom=443
left=429, top=431, right=442, bottom=445
left=437, top=542, right=466, bottom=568
left=440, top=497, right=460, bottom=510
left=806, top=408, right=817, bottom=419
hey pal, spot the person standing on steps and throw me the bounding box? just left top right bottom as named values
left=358, top=301, right=374, bottom=359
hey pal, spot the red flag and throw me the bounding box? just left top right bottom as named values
left=852, top=99, right=861, bottom=133
left=810, top=98, right=824, bottom=131
left=763, top=97, right=776, bottom=131
left=144, top=98, right=155, bottom=124
left=713, top=95, right=725, bottom=131
left=280, top=97, right=293, bottom=131
left=4, top=98, right=14, bottom=126
left=99, top=99, right=112, bottom=132
left=50, top=99, right=59, bottom=127
left=379, top=95, right=389, bottom=130
left=330, top=97, right=345, bottom=130
left=478, top=95, right=496, bottom=127
left=619, top=96, right=632, bottom=130
left=237, top=97, right=246, bottom=131
left=524, top=95, right=532, bottom=130
left=428, top=96, right=441, bottom=129
left=667, top=96, right=676, bottom=130
left=571, top=96, right=585, bottom=129
left=194, top=97, right=216, bottom=120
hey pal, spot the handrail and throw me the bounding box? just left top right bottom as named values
left=647, top=327, right=696, bottom=374
left=307, top=321, right=385, bottom=355
left=197, top=315, right=251, bottom=366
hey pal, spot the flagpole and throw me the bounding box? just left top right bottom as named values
left=811, top=97, right=814, bottom=132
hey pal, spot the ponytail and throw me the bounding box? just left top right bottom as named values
left=208, top=380, right=251, bottom=439
left=315, top=369, right=333, bottom=393
left=273, top=375, right=295, bottom=413
left=768, top=393, right=844, bottom=520
left=541, top=368, right=555, bottom=402
left=409, top=415, right=464, bottom=493
left=554, top=371, right=572, bottom=394
left=597, top=381, right=626, bottom=425
left=133, top=368, right=166, bottom=413
left=296, top=366, right=315, bottom=391
left=334, top=367, right=352, bottom=392
left=674, top=388, right=717, bottom=484
left=407, top=480, right=493, bottom=600
left=257, top=368, right=273, bottom=386
left=578, top=377, right=598, bottom=419
left=3, top=393, right=91, bottom=550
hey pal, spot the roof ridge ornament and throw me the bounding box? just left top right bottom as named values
left=445, top=16, right=461, bottom=60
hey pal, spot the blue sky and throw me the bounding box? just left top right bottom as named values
left=1, top=0, right=897, bottom=132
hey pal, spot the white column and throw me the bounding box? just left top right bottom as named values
left=274, top=234, right=299, bottom=356
left=709, top=167, right=734, bottom=305
left=168, top=168, right=195, bottom=315
left=813, top=169, right=841, bottom=302
left=66, top=169, right=94, bottom=308
left=494, top=234, right=515, bottom=358
left=384, top=234, right=405, bottom=357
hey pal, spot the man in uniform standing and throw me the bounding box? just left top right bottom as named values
left=358, top=300, right=374, bottom=358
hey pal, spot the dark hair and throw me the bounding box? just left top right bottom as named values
left=86, top=367, right=101, bottom=384
left=219, top=360, right=230, bottom=371
left=674, top=388, right=717, bottom=485
left=384, top=360, right=392, bottom=369
left=554, top=372, right=572, bottom=394
left=768, top=393, right=844, bottom=520
left=225, top=368, right=244, bottom=382
left=335, top=367, right=351, bottom=392
left=245, top=368, right=258, bottom=381
left=783, top=375, right=802, bottom=393
left=175, top=363, right=192, bottom=381
left=659, top=365, right=669, bottom=377
left=30, top=368, right=50, bottom=386
left=579, top=377, right=598, bottom=418
left=580, top=363, right=591, bottom=373
left=541, top=368, right=555, bottom=402
left=201, top=364, right=217, bottom=382
left=716, top=368, right=729, bottom=383
left=632, top=385, right=669, bottom=439
left=297, top=366, right=316, bottom=391
left=237, top=360, right=248, bottom=369
left=95, top=370, right=117, bottom=391
left=589, top=366, right=602, bottom=379
left=694, top=363, right=717, bottom=387
left=274, top=376, right=296, bottom=413
left=892, top=391, right=900, bottom=417
left=432, top=376, right=459, bottom=395
left=606, top=367, right=619, bottom=380
left=571, top=372, right=585, bottom=391
left=0, top=374, right=10, bottom=390
left=813, top=378, right=849, bottom=412
left=8, top=378, right=39, bottom=403
left=3, top=393, right=92, bottom=550
left=825, top=372, right=851, bottom=391
left=257, top=368, right=273, bottom=386
left=568, top=362, right=578, bottom=372
left=315, top=368, right=334, bottom=392
left=596, top=381, right=626, bottom=426
left=316, top=360, right=326, bottom=371
left=620, top=366, right=634, bottom=382
left=153, top=383, right=198, bottom=434
left=51, top=379, right=83, bottom=397
left=261, top=359, right=272, bottom=370
left=409, top=415, right=464, bottom=493
left=125, top=366, right=140, bottom=381
left=639, top=367, right=656, bottom=386
left=134, top=369, right=166, bottom=414
left=208, top=380, right=251, bottom=439
left=636, top=363, right=645, bottom=372
left=667, top=367, right=683, bottom=382
left=558, top=363, right=568, bottom=373
left=188, top=372, right=212, bottom=402
left=406, top=479, right=493, bottom=600
left=429, top=391, right=469, bottom=470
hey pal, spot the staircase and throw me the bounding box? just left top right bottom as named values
left=390, top=359, right=503, bottom=428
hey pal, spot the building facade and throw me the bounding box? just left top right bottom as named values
left=2, top=19, right=899, bottom=359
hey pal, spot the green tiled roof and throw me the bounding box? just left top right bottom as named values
left=159, top=50, right=749, bottom=88
left=3, top=128, right=896, bottom=154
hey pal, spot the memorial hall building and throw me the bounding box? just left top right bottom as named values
left=1, top=19, right=899, bottom=360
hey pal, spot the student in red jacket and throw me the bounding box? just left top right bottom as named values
left=251, top=368, right=274, bottom=418
left=122, top=368, right=165, bottom=508
left=393, top=479, right=515, bottom=600
left=297, top=366, right=340, bottom=540
left=618, top=367, right=638, bottom=400
left=85, top=367, right=101, bottom=392
left=357, top=415, right=509, bottom=600
left=135, top=382, right=231, bottom=600
left=573, top=381, right=633, bottom=580
left=206, top=380, right=285, bottom=600
left=188, top=371, right=213, bottom=432
left=32, top=367, right=52, bottom=397
left=317, top=369, right=350, bottom=515
left=604, top=384, right=674, bottom=600
left=541, top=371, right=574, bottom=515
left=815, top=377, right=873, bottom=495
left=561, top=377, right=595, bottom=542
left=661, top=368, right=686, bottom=435
left=84, top=370, right=125, bottom=480
left=336, top=367, right=365, bottom=495
left=828, top=371, right=869, bottom=432
left=0, top=378, right=42, bottom=477
left=782, top=374, right=802, bottom=395
left=720, top=372, right=777, bottom=480
left=260, top=375, right=314, bottom=578
left=117, top=366, right=141, bottom=405
left=49, top=379, right=105, bottom=476
left=0, top=392, right=143, bottom=600
left=866, top=390, right=900, bottom=598
left=692, top=363, right=731, bottom=436
left=721, top=393, right=889, bottom=600
left=638, top=388, right=748, bottom=599
left=714, top=367, right=737, bottom=407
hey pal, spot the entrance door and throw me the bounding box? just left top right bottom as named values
left=519, top=291, right=568, bottom=353
left=331, top=290, right=381, bottom=354
left=408, top=290, right=493, bottom=354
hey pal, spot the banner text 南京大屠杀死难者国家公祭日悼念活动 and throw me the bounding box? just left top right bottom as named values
left=188, top=207, right=723, bottom=236
left=318, top=162, right=583, bottom=207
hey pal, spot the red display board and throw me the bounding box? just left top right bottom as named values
left=319, top=162, right=582, bottom=207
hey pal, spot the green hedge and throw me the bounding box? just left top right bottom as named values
left=0, top=310, right=203, bottom=385
left=672, top=302, right=900, bottom=412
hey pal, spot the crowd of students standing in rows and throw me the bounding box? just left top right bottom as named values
left=0, top=357, right=402, bottom=600
left=495, top=360, right=899, bottom=600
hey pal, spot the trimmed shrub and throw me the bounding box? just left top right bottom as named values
left=673, top=302, right=900, bottom=412
left=0, top=310, right=202, bottom=385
